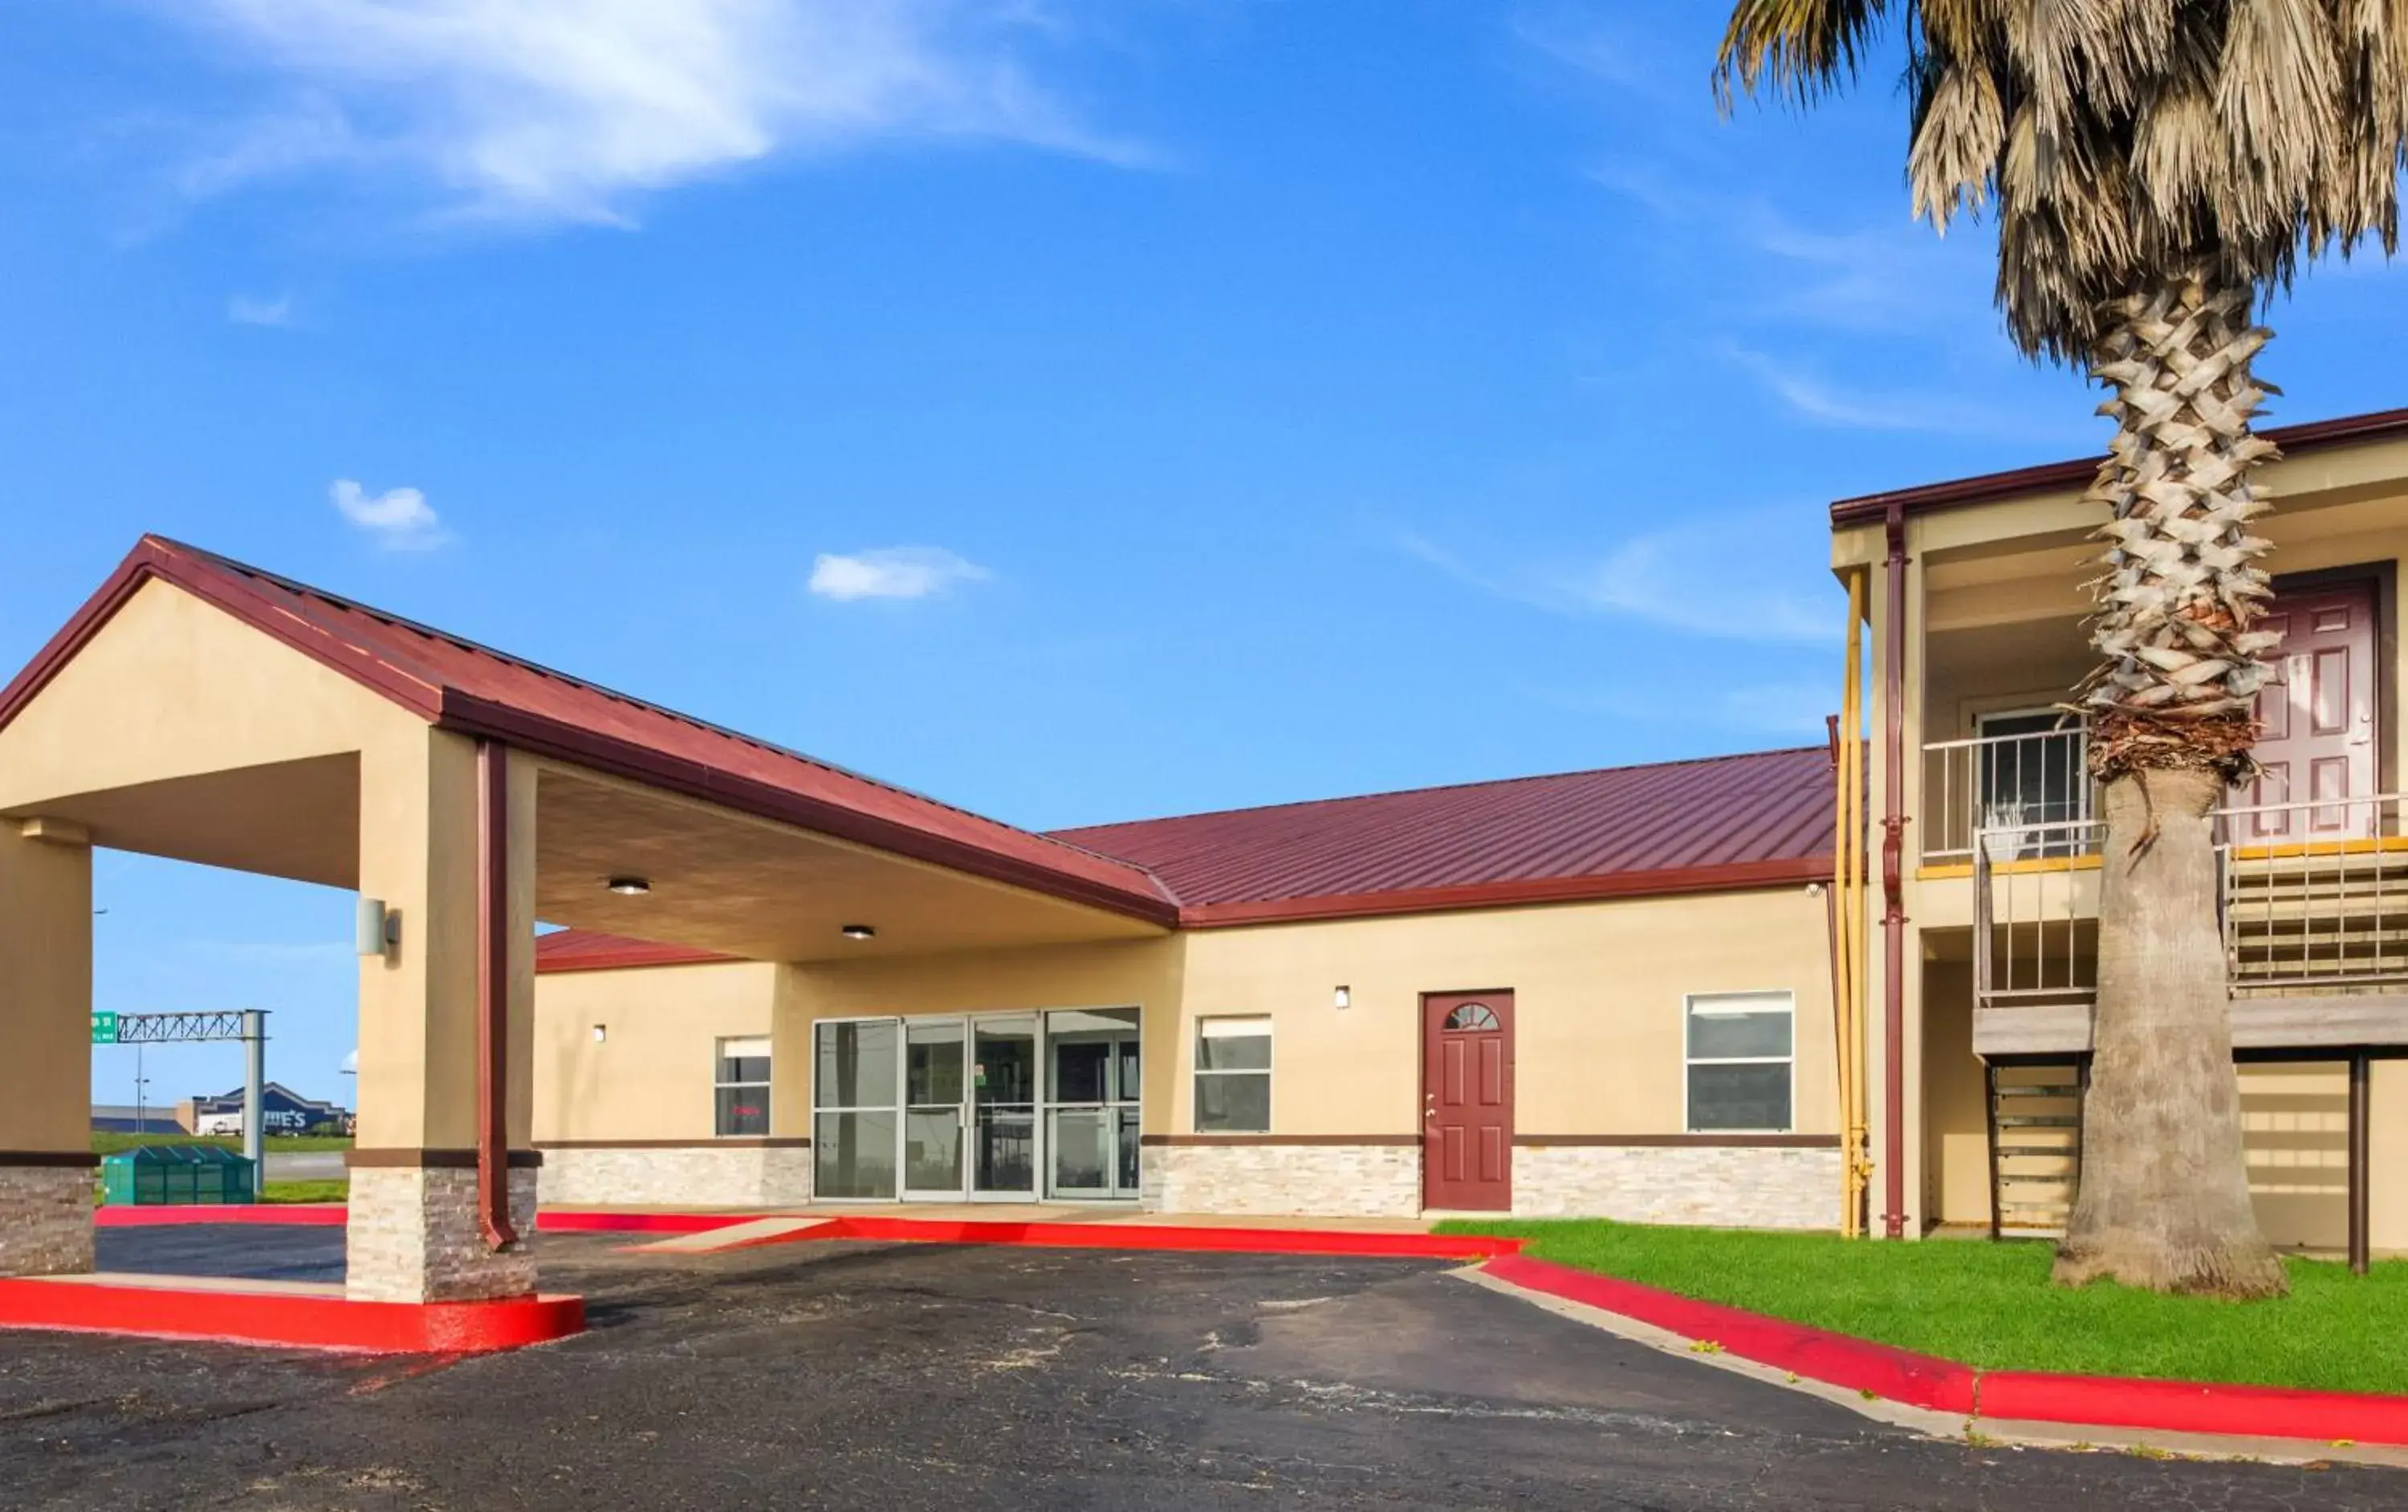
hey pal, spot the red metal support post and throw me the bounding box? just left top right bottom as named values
left=475, top=738, right=518, bottom=1251
left=2349, top=1051, right=2371, bottom=1276
left=1880, top=504, right=1911, bottom=1239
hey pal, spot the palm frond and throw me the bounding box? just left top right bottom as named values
left=1713, top=0, right=1898, bottom=109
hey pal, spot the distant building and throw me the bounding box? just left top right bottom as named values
left=178, top=1083, right=351, bottom=1136
left=90, top=1104, right=185, bottom=1135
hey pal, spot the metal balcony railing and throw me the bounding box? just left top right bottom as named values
left=1970, top=793, right=2408, bottom=1012
left=2222, top=793, right=2408, bottom=994
left=1922, top=724, right=2093, bottom=867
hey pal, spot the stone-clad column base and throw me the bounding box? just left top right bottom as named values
left=346, top=1166, right=539, bottom=1303
left=0, top=1164, right=95, bottom=1277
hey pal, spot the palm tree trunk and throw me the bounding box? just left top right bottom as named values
left=2052, top=267, right=2287, bottom=1299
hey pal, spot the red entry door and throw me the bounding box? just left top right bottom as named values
left=1421, top=990, right=1514, bottom=1211
left=2243, top=581, right=2378, bottom=841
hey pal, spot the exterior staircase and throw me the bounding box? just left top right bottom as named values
left=1984, top=1058, right=2086, bottom=1239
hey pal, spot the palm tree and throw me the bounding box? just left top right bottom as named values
left=1718, top=2, right=2406, bottom=1297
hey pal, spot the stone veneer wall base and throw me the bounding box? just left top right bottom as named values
left=1512, top=1145, right=1841, bottom=1229
left=538, top=1145, right=814, bottom=1209
left=1141, top=1144, right=1422, bottom=1219
left=0, top=1166, right=94, bottom=1277
left=346, top=1166, right=540, bottom=1303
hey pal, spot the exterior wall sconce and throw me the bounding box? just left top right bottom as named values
left=355, top=896, right=400, bottom=957
left=1333, top=985, right=1351, bottom=1010
left=840, top=924, right=877, bottom=941
left=592, top=1024, right=608, bottom=1044
left=607, top=876, right=651, bottom=896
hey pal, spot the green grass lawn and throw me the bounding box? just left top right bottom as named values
left=259, top=1180, right=348, bottom=1205
left=92, top=1132, right=353, bottom=1154
left=1438, top=1219, right=2408, bottom=1396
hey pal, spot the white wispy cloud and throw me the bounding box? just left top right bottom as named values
left=227, top=291, right=294, bottom=326
left=1402, top=518, right=1834, bottom=645
left=157, top=1, right=1150, bottom=226
left=331, top=478, right=449, bottom=551
left=1724, top=347, right=2068, bottom=440
left=808, top=546, right=989, bottom=601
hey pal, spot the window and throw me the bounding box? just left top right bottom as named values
left=1685, top=991, right=1793, bottom=1132
left=1194, top=1016, right=1271, bottom=1133
left=1977, top=709, right=2089, bottom=860
left=714, top=1036, right=772, bottom=1137
left=1444, top=1002, right=1501, bottom=1031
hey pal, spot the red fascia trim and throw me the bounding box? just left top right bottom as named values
left=436, top=690, right=1183, bottom=929
left=0, top=1278, right=582, bottom=1354
left=1483, top=1254, right=1978, bottom=1414
left=1176, top=856, right=1834, bottom=929
left=95, top=1204, right=348, bottom=1227
left=1829, top=405, right=2408, bottom=526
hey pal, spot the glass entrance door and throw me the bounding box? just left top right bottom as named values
left=971, top=1016, right=1039, bottom=1199
left=902, top=1018, right=967, bottom=1200
left=1044, top=1008, right=1141, bottom=1199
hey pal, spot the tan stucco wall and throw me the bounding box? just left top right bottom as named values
left=0, top=578, right=402, bottom=819
left=534, top=961, right=783, bottom=1141
left=0, top=826, right=93, bottom=1153
left=780, top=938, right=1185, bottom=1134
left=536, top=887, right=1837, bottom=1146
left=1176, top=888, right=1837, bottom=1138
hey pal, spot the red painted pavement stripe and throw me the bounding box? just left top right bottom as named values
left=816, top=1216, right=1523, bottom=1260
left=1483, top=1254, right=1978, bottom=1414
left=533, top=1210, right=755, bottom=1235
left=0, top=1278, right=582, bottom=1354
left=95, top=1205, right=348, bottom=1226
left=1979, top=1369, right=2408, bottom=1447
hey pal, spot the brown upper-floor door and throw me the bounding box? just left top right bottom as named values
left=2243, top=579, right=2378, bottom=841
left=1421, top=990, right=1513, bottom=1212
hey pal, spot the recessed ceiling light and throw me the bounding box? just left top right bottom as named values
left=606, top=876, right=651, bottom=896
left=840, top=923, right=876, bottom=941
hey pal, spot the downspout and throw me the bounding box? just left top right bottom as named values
left=475, top=737, right=519, bottom=1251
left=1879, top=505, right=1910, bottom=1239
left=1832, top=567, right=1869, bottom=1238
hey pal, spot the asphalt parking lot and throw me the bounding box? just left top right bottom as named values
left=0, top=1230, right=2396, bottom=1510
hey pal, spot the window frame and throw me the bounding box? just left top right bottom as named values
left=1680, top=990, right=1796, bottom=1135
left=1192, top=1014, right=1273, bottom=1135
left=713, top=1034, right=774, bottom=1139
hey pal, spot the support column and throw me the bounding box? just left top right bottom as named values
left=0, top=821, right=96, bottom=1276
left=346, top=730, right=538, bottom=1303
left=2349, top=1051, right=2371, bottom=1277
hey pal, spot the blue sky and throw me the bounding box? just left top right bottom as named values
left=6, top=1, right=2406, bottom=1106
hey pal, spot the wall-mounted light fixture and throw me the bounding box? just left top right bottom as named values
left=606, top=876, right=652, bottom=896
left=840, top=923, right=877, bottom=941
left=355, top=896, right=400, bottom=957
left=592, top=1024, right=608, bottom=1044
left=1333, top=985, right=1352, bottom=1010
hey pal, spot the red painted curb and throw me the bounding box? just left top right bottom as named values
left=95, top=1205, right=348, bottom=1227
left=1483, top=1254, right=1976, bottom=1414
left=533, top=1210, right=754, bottom=1235
left=817, top=1216, right=1523, bottom=1260
left=1979, top=1369, right=2408, bottom=1448
left=0, top=1278, right=583, bottom=1354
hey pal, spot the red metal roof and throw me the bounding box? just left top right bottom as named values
left=0, top=537, right=1178, bottom=927
left=535, top=931, right=733, bottom=973
left=1050, top=746, right=1837, bottom=926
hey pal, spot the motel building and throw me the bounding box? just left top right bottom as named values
left=2, top=405, right=2406, bottom=1311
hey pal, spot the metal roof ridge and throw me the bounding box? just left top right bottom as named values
left=1045, top=744, right=1830, bottom=836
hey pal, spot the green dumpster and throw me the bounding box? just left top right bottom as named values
left=100, top=1145, right=257, bottom=1205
